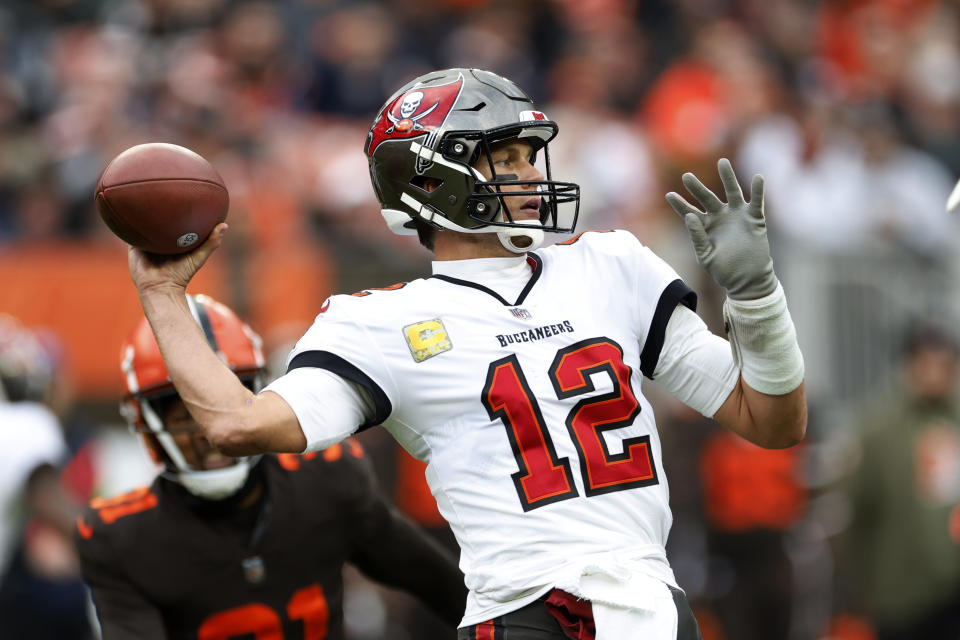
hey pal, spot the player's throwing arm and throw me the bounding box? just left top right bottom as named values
left=666, top=158, right=806, bottom=447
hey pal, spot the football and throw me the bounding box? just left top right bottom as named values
left=95, top=143, right=229, bottom=255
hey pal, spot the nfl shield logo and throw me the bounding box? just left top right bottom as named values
left=241, top=556, right=266, bottom=584
left=510, top=308, right=532, bottom=320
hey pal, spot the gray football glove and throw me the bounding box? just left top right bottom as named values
left=666, top=158, right=778, bottom=301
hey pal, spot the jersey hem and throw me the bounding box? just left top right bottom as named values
left=458, top=584, right=555, bottom=627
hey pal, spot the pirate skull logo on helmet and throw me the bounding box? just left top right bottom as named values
left=399, top=91, right=424, bottom=118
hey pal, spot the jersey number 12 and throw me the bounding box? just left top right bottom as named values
left=482, top=337, right=659, bottom=512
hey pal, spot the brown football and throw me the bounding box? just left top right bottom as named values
left=95, top=143, right=229, bottom=255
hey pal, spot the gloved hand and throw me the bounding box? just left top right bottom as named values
left=666, top=158, right=778, bottom=301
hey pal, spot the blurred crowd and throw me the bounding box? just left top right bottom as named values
left=2, top=0, right=960, bottom=638
left=2, top=0, right=958, bottom=256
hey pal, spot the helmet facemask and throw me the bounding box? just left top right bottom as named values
left=458, top=125, right=579, bottom=252
left=444, top=124, right=579, bottom=224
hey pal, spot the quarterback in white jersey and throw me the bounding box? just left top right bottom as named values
left=267, top=229, right=739, bottom=626
left=126, top=68, right=806, bottom=640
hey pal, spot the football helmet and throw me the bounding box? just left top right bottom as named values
left=365, top=68, right=580, bottom=252
left=0, top=313, right=54, bottom=403
left=120, top=295, right=267, bottom=500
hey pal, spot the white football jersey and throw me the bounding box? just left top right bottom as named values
left=275, top=230, right=721, bottom=624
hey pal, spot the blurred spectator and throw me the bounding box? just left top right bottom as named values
left=0, top=314, right=64, bottom=569
left=546, top=66, right=663, bottom=238
left=301, top=3, right=424, bottom=117
left=660, top=397, right=808, bottom=640
left=0, top=314, right=91, bottom=639
left=832, top=321, right=960, bottom=639
left=899, top=2, right=960, bottom=176
left=698, top=428, right=806, bottom=640
left=737, top=96, right=957, bottom=255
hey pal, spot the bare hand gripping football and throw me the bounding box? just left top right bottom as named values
left=127, top=222, right=227, bottom=296
left=665, top=158, right=777, bottom=301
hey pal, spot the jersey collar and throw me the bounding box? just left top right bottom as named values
left=430, top=253, right=543, bottom=306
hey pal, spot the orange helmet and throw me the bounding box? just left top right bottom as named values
left=120, top=294, right=266, bottom=499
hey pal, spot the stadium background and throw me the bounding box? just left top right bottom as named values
left=1, top=0, right=959, bottom=638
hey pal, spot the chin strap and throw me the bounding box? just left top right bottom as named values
left=386, top=199, right=548, bottom=253
left=138, top=397, right=260, bottom=501
left=497, top=219, right=545, bottom=253
left=175, top=459, right=259, bottom=500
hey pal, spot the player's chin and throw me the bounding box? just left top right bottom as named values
left=505, top=205, right=542, bottom=223
left=199, top=452, right=237, bottom=470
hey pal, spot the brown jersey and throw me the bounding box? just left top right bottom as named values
left=75, top=441, right=465, bottom=639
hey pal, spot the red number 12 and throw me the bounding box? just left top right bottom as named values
left=482, top=338, right=659, bottom=511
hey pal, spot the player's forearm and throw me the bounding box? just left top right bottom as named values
left=92, top=593, right=167, bottom=640
left=387, top=529, right=465, bottom=625
left=137, top=286, right=264, bottom=454
left=355, top=508, right=466, bottom=625
left=27, top=464, right=79, bottom=536
left=717, top=378, right=806, bottom=448
left=713, top=283, right=807, bottom=447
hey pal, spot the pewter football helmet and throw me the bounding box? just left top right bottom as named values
left=365, top=68, right=580, bottom=250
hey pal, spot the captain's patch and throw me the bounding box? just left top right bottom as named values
left=403, top=318, right=452, bottom=363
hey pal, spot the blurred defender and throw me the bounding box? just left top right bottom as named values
left=75, top=295, right=465, bottom=639
left=834, top=323, right=960, bottom=639
left=124, top=69, right=806, bottom=639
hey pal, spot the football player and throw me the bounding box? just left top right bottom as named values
left=74, top=294, right=465, bottom=639
left=124, top=69, right=806, bottom=639
left=0, top=315, right=90, bottom=640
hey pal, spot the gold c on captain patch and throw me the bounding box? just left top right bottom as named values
left=403, top=318, right=453, bottom=363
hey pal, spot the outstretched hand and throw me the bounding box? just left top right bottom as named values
left=666, top=158, right=777, bottom=301
left=128, top=223, right=228, bottom=297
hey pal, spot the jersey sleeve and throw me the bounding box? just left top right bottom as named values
left=653, top=304, right=739, bottom=417
left=578, top=230, right=698, bottom=379
left=264, top=295, right=397, bottom=451
left=74, top=514, right=166, bottom=640
left=263, top=368, right=374, bottom=453
left=630, top=240, right=698, bottom=380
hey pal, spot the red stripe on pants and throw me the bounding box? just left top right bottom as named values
left=475, top=620, right=495, bottom=640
